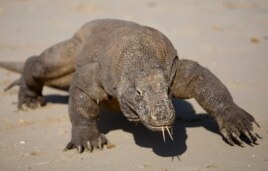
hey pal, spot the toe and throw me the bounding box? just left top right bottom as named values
left=220, top=128, right=234, bottom=145
left=86, top=141, right=93, bottom=152
left=231, top=132, right=244, bottom=146
left=77, top=145, right=84, bottom=153
left=64, top=142, right=75, bottom=151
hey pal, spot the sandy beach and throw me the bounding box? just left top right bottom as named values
left=0, top=0, right=268, bottom=170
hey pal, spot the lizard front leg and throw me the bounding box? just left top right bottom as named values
left=170, top=59, right=260, bottom=145
left=65, top=85, right=108, bottom=153
left=65, top=63, right=110, bottom=153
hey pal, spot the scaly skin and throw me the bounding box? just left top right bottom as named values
left=170, top=59, right=260, bottom=145
left=0, top=19, right=260, bottom=152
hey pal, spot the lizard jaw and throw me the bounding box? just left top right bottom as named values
left=145, top=124, right=173, bottom=132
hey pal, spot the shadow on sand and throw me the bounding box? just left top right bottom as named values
left=44, top=94, right=69, bottom=104
left=44, top=94, right=221, bottom=157
left=98, top=99, right=221, bottom=158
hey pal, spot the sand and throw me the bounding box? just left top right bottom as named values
left=0, top=0, right=268, bottom=170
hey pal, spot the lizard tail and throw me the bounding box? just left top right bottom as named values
left=0, top=62, right=24, bottom=91
left=4, top=78, right=21, bottom=91
left=0, top=61, right=25, bottom=73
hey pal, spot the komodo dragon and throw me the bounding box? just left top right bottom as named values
left=0, top=19, right=260, bottom=153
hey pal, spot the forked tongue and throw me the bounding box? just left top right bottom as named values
left=161, top=126, right=174, bottom=142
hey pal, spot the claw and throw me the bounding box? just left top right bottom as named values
left=64, top=142, right=74, bottom=151
left=77, top=145, right=83, bottom=153
left=221, top=129, right=234, bottom=145
left=28, top=102, right=38, bottom=109
left=87, top=141, right=93, bottom=152
left=249, top=130, right=260, bottom=141
left=98, top=140, right=103, bottom=149
left=255, top=133, right=262, bottom=139
left=246, top=112, right=260, bottom=128
left=231, top=132, right=244, bottom=146
left=253, top=120, right=260, bottom=128
left=19, top=103, right=28, bottom=112
left=243, top=130, right=254, bottom=143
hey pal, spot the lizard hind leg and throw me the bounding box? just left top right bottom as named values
left=17, top=37, right=79, bottom=110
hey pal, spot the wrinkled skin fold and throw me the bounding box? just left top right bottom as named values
left=0, top=19, right=260, bottom=153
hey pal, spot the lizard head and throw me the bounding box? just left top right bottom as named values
left=118, top=69, right=175, bottom=132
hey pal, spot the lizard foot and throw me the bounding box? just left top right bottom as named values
left=64, top=127, right=109, bottom=153
left=18, top=85, right=46, bottom=110
left=4, top=78, right=46, bottom=110
left=216, top=105, right=261, bottom=146
left=18, top=95, right=46, bottom=110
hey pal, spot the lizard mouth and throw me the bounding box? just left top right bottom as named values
left=124, top=107, right=174, bottom=142
left=145, top=124, right=174, bottom=142
left=145, top=124, right=173, bottom=131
